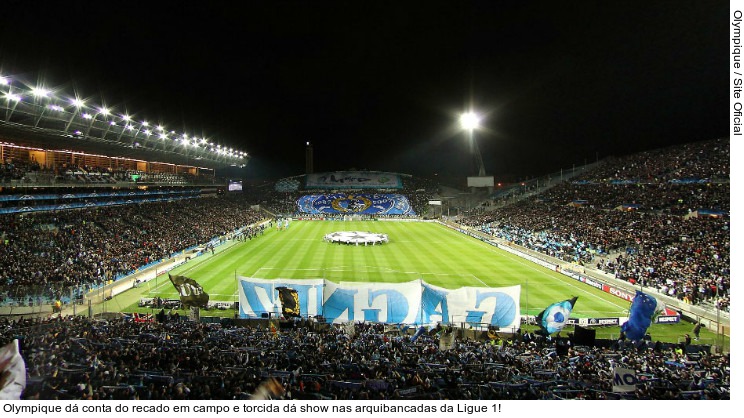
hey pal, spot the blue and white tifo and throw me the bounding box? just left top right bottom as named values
left=238, top=277, right=521, bottom=331
left=296, top=193, right=415, bottom=215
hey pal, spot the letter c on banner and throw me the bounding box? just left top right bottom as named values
left=475, top=291, right=517, bottom=327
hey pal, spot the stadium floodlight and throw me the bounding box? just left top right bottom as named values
left=4, top=92, right=21, bottom=102
left=3, top=91, right=22, bottom=122
left=82, top=106, right=111, bottom=139
left=30, top=87, right=56, bottom=127
left=64, top=97, right=87, bottom=132
left=0, top=75, right=235, bottom=166
left=459, top=112, right=480, bottom=131
left=31, top=87, right=51, bottom=98
left=460, top=111, right=486, bottom=177
left=117, top=116, right=134, bottom=140
left=101, top=117, right=117, bottom=139
left=70, top=97, right=85, bottom=108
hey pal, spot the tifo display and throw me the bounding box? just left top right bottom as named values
left=323, top=231, right=389, bottom=245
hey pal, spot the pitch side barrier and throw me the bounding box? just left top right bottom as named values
left=438, top=221, right=681, bottom=327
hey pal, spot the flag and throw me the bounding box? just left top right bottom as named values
left=133, top=312, right=154, bottom=323
left=612, top=366, right=637, bottom=392
left=383, top=324, right=399, bottom=334
left=439, top=329, right=455, bottom=351
left=384, top=324, right=410, bottom=334
left=410, top=325, right=427, bottom=343
left=0, top=339, right=26, bottom=400
left=621, top=291, right=659, bottom=341
left=537, top=297, right=578, bottom=335
left=168, top=274, right=209, bottom=308
left=189, top=306, right=200, bottom=322
left=343, top=321, right=356, bottom=337
left=275, top=287, right=300, bottom=318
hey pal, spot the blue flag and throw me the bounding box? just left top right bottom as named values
left=410, top=325, right=427, bottom=342
left=621, top=291, right=658, bottom=341
left=538, top=297, right=578, bottom=334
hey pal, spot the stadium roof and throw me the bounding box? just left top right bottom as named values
left=0, top=123, right=234, bottom=170
left=0, top=74, right=247, bottom=169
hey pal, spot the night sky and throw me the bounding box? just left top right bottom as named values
left=0, top=1, right=729, bottom=182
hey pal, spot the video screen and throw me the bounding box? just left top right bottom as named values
left=228, top=180, right=243, bottom=192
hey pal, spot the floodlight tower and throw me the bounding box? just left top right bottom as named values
left=305, top=141, right=314, bottom=174
left=460, top=111, right=485, bottom=176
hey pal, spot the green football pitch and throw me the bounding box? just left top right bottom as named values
left=118, top=220, right=724, bottom=344
left=135, top=221, right=633, bottom=318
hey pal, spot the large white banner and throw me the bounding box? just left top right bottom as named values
left=322, top=280, right=422, bottom=324
left=238, top=277, right=521, bottom=331
left=305, top=171, right=402, bottom=189
left=239, top=278, right=324, bottom=318
left=0, top=339, right=26, bottom=400
left=421, top=282, right=521, bottom=331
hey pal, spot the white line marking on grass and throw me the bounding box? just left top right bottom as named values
left=470, top=274, right=489, bottom=287
left=176, top=239, right=249, bottom=276
left=472, top=240, right=628, bottom=312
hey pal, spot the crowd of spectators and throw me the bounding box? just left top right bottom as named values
left=0, top=196, right=265, bottom=304
left=248, top=174, right=438, bottom=217
left=0, top=315, right=728, bottom=400
left=0, top=139, right=731, bottom=401
left=1, top=159, right=218, bottom=186
left=1, top=158, right=40, bottom=183
left=570, top=138, right=729, bottom=183
left=460, top=139, right=729, bottom=310
left=1, top=170, right=437, bottom=305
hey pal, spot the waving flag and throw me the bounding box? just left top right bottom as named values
left=538, top=297, right=578, bottom=335
left=621, top=291, right=661, bottom=341
left=168, top=274, right=210, bottom=308
left=439, top=330, right=455, bottom=351
left=410, top=325, right=427, bottom=343
left=0, top=339, right=26, bottom=400
left=343, top=321, right=356, bottom=337
left=276, top=287, right=300, bottom=318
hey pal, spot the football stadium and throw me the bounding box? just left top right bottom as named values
left=0, top=3, right=731, bottom=402
left=0, top=88, right=730, bottom=399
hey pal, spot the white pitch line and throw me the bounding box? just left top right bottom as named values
left=470, top=274, right=489, bottom=287
left=474, top=239, right=628, bottom=311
